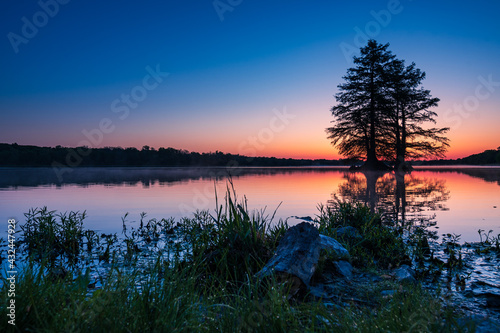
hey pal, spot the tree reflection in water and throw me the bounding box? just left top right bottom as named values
left=332, top=171, right=450, bottom=233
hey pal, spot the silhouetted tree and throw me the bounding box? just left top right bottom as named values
left=327, top=40, right=395, bottom=170
left=327, top=40, right=449, bottom=170
left=384, top=59, right=449, bottom=170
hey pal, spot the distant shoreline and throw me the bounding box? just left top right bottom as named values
left=1, top=143, right=499, bottom=168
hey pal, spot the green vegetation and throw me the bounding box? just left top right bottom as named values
left=0, top=189, right=478, bottom=332
left=316, top=202, right=410, bottom=269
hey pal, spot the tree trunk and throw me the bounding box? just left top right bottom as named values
left=395, top=109, right=412, bottom=172
left=368, top=64, right=378, bottom=168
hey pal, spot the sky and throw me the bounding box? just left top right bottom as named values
left=1, top=0, right=499, bottom=160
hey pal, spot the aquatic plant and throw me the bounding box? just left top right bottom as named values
left=20, top=207, right=86, bottom=266
left=478, top=228, right=494, bottom=244
left=441, top=233, right=463, bottom=269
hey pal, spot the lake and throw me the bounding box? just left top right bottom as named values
left=1, top=166, right=499, bottom=243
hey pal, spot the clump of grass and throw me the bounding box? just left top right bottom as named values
left=20, top=207, right=86, bottom=266
left=180, top=182, right=288, bottom=289
left=316, top=201, right=410, bottom=269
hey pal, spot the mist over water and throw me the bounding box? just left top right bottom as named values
left=1, top=166, right=499, bottom=242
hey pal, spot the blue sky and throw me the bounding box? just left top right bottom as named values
left=1, top=0, right=499, bottom=159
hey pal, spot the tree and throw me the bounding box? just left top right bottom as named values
left=327, top=40, right=449, bottom=170
left=384, top=59, right=449, bottom=170
left=327, top=40, right=395, bottom=170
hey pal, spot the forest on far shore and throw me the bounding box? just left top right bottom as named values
left=0, top=143, right=499, bottom=168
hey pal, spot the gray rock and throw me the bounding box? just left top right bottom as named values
left=256, top=223, right=350, bottom=293
left=393, top=264, right=416, bottom=284
left=381, top=290, right=397, bottom=297
left=318, top=234, right=350, bottom=258
left=333, top=260, right=353, bottom=279
left=257, top=222, right=320, bottom=286
left=335, top=226, right=362, bottom=240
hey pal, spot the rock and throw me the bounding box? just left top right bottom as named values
left=333, top=260, right=353, bottom=279
left=256, top=222, right=321, bottom=287
left=256, top=222, right=349, bottom=290
left=393, top=265, right=416, bottom=284
left=482, top=293, right=500, bottom=309
left=319, top=234, right=350, bottom=258
left=323, top=302, right=342, bottom=311
left=381, top=290, right=396, bottom=297
left=335, top=226, right=362, bottom=241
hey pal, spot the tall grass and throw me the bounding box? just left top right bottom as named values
left=20, top=207, right=86, bottom=267
left=183, top=183, right=288, bottom=289
left=0, top=186, right=471, bottom=332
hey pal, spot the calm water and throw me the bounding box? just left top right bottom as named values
left=1, top=166, right=499, bottom=242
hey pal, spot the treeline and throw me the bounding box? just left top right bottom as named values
left=421, top=147, right=500, bottom=166
left=0, top=143, right=344, bottom=167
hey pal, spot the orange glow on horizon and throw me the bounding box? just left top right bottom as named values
left=114, top=138, right=497, bottom=161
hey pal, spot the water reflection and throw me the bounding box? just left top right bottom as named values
left=1, top=166, right=498, bottom=190
left=0, top=166, right=498, bottom=242
left=333, top=171, right=451, bottom=230
left=0, top=167, right=348, bottom=189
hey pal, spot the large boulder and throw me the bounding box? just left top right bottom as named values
left=256, top=222, right=349, bottom=288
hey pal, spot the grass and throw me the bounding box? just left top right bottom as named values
left=316, top=201, right=411, bottom=269
left=0, top=186, right=477, bottom=332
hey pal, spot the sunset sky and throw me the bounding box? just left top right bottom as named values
left=1, top=0, right=499, bottom=160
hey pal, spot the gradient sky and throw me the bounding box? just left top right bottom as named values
left=1, top=0, right=499, bottom=160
